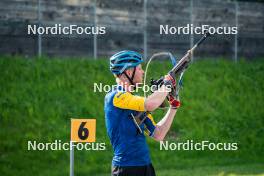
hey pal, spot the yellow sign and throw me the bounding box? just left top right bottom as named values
left=71, top=119, right=96, bottom=142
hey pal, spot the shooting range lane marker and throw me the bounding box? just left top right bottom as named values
left=70, top=118, right=96, bottom=176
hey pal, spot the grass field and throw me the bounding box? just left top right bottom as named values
left=0, top=56, right=264, bottom=175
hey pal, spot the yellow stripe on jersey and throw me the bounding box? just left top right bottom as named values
left=146, top=113, right=156, bottom=126
left=144, top=128, right=150, bottom=136
left=144, top=113, right=156, bottom=136
left=113, top=92, right=145, bottom=111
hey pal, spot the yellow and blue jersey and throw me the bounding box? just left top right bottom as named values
left=104, top=85, right=156, bottom=166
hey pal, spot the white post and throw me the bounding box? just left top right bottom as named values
left=143, top=0, right=147, bottom=60
left=234, top=1, right=238, bottom=62
left=37, top=0, right=42, bottom=57
left=93, top=0, right=97, bottom=59
left=70, top=141, right=74, bottom=176
left=190, top=0, right=194, bottom=62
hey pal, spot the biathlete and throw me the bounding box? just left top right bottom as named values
left=104, top=50, right=190, bottom=176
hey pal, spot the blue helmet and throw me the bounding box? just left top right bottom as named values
left=110, top=50, right=143, bottom=75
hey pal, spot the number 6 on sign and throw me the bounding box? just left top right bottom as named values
left=71, top=119, right=96, bottom=142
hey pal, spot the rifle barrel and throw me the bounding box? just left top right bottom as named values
left=170, top=31, right=210, bottom=75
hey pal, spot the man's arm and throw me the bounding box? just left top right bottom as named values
left=113, top=85, right=179, bottom=141
left=113, top=82, right=172, bottom=112
left=144, top=73, right=176, bottom=111
left=144, top=85, right=170, bottom=111
left=113, top=74, right=175, bottom=112
left=152, top=108, right=177, bottom=141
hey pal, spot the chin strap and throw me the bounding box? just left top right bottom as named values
left=123, top=67, right=136, bottom=86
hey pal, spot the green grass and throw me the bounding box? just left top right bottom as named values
left=96, top=163, right=264, bottom=176
left=157, top=163, right=264, bottom=176
left=0, top=56, right=264, bottom=175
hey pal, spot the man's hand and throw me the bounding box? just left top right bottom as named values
left=167, top=79, right=180, bottom=109
left=163, top=72, right=176, bottom=88
left=168, top=95, right=180, bottom=109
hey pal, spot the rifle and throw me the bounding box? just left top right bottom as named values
left=131, top=32, right=211, bottom=131
left=148, top=31, right=211, bottom=92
